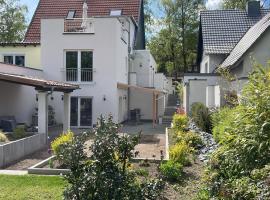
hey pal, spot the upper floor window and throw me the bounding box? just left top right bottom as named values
left=4, top=55, right=25, bottom=67
left=67, top=10, right=76, bottom=19
left=110, top=9, right=122, bottom=16
left=65, top=50, right=93, bottom=82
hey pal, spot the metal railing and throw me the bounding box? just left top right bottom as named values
left=66, top=68, right=93, bottom=82
left=64, top=18, right=94, bottom=33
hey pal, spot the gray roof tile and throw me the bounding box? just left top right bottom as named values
left=221, top=12, right=270, bottom=68
left=201, top=9, right=269, bottom=54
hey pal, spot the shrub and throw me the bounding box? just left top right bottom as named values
left=51, top=130, right=74, bottom=161
left=172, top=114, right=188, bottom=132
left=160, top=160, right=183, bottom=181
left=13, top=126, right=26, bottom=139
left=169, top=141, right=193, bottom=166
left=62, top=116, right=165, bottom=199
left=211, top=107, right=239, bottom=143
left=0, top=131, right=8, bottom=142
left=135, top=168, right=149, bottom=177
left=191, top=102, right=211, bottom=132
left=176, top=131, right=203, bottom=150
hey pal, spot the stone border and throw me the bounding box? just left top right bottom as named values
left=28, top=156, right=70, bottom=175
left=0, top=133, right=46, bottom=168
left=165, top=127, right=170, bottom=160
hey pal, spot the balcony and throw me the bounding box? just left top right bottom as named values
left=65, top=68, right=93, bottom=82
left=64, top=18, right=94, bottom=34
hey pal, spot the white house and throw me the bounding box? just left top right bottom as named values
left=183, top=1, right=270, bottom=113
left=0, top=0, right=169, bottom=132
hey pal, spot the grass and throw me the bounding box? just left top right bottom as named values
left=0, top=175, right=66, bottom=200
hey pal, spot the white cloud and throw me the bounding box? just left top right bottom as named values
left=205, top=0, right=223, bottom=10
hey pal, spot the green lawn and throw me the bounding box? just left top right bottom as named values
left=0, top=175, right=66, bottom=200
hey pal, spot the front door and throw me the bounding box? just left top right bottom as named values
left=70, top=97, right=92, bottom=127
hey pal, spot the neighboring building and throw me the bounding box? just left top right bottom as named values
left=183, top=1, right=270, bottom=113
left=0, top=0, right=169, bottom=130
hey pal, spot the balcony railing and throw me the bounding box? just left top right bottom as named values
left=64, top=18, right=94, bottom=33
left=65, top=68, right=93, bottom=82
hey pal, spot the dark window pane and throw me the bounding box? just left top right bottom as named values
left=66, top=51, right=78, bottom=81
left=81, top=51, right=93, bottom=82
left=80, top=98, right=92, bottom=126
left=70, top=97, right=78, bottom=126
left=4, top=56, right=13, bottom=65
left=15, top=56, right=25, bottom=66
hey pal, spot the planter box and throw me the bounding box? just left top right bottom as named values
left=28, top=156, right=70, bottom=175
left=0, top=133, right=46, bottom=168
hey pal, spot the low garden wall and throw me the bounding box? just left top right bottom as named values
left=0, top=133, right=46, bottom=168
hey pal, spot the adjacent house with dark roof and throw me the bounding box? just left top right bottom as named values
left=183, top=1, right=270, bottom=113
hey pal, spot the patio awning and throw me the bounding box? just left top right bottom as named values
left=0, top=72, right=79, bottom=92
left=117, top=83, right=165, bottom=94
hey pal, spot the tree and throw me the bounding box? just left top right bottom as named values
left=223, top=0, right=249, bottom=9
left=0, top=0, right=27, bottom=42
left=147, top=0, right=203, bottom=77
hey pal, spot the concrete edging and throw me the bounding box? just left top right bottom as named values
left=28, top=155, right=70, bottom=175
left=165, top=127, right=170, bottom=160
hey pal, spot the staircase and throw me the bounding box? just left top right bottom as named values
left=162, top=94, right=178, bottom=125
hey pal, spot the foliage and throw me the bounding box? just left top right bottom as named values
left=51, top=131, right=74, bottom=164
left=0, top=131, right=8, bottom=142
left=176, top=83, right=184, bottom=104
left=211, top=107, right=239, bottom=143
left=170, top=141, right=193, bottom=166
left=176, top=131, right=203, bottom=150
left=61, top=116, right=165, bottom=200
left=147, top=0, right=204, bottom=76
left=191, top=102, right=211, bottom=132
left=202, top=65, right=270, bottom=199
left=223, top=0, right=250, bottom=9
left=134, top=168, right=149, bottom=177
left=172, top=114, right=188, bottom=132
left=13, top=126, right=26, bottom=139
left=160, top=160, right=183, bottom=181
left=0, top=0, right=28, bottom=42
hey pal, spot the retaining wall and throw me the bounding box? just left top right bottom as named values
left=0, top=133, right=46, bottom=168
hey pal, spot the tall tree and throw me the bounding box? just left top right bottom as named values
left=223, top=0, right=249, bottom=9
left=0, top=0, right=27, bottom=42
left=148, top=0, right=203, bottom=77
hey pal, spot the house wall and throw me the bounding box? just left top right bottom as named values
left=41, top=17, right=135, bottom=125
left=131, top=50, right=157, bottom=88
left=200, top=54, right=226, bottom=73
left=0, top=46, right=41, bottom=69
left=0, top=64, right=43, bottom=125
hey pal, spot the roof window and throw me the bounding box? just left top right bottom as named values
left=110, top=9, right=122, bottom=16
left=67, top=10, right=76, bottom=19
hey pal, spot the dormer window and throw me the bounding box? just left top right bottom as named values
left=110, top=9, right=122, bottom=16
left=67, top=10, right=76, bottom=19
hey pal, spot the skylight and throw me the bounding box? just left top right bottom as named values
left=67, top=10, right=76, bottom=19
left=110, top=9, right=122, bottom=16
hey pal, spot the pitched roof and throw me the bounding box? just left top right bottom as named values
left=24, top=0, right=141, bottom=43
left=221, top=12, right=270, bottom=68
left=200, top=9, right=269, bottom=55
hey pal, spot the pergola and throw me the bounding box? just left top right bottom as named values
left=117, top=83, right=166, bottom=127
left=0, top=72, right=79, bottom=141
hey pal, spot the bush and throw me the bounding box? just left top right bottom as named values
left=169, top=141, right=193, bottom=166
left=13, top=126, right=26, bottom=139
left=160, top=160, right=183, bottom=181
left=51, top=130, right=74, bottom=162
left=191, top=102, right=211, bottom=132
left=211, top=107, right=240, bottom=143
left=0, top=131, right=8, bottom=142
left=62, top=116, right=165, bottom=199
left=176, top=131, right=203, bottom=150
left=172, top=114, right=188, bottom=132
left=135, top=168, right=149, bottom=177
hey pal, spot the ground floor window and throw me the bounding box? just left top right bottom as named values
left=70, top=97, right=92, bottom=127
left=4, top=54, right=25, bottom=66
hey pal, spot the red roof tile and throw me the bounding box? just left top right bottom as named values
left=24, top=0, right=141, bottom=43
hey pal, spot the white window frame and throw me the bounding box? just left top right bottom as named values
left=64, top=49, right=94, bottom=83
left=70, top=96, right=93, bottom=128
left=3, top=53, right=26, bottom=66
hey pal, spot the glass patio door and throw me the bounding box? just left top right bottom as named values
left=70, top=97, right=92, bottom=127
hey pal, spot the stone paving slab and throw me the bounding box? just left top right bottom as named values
left=0, top=170, right=28, bottom=175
